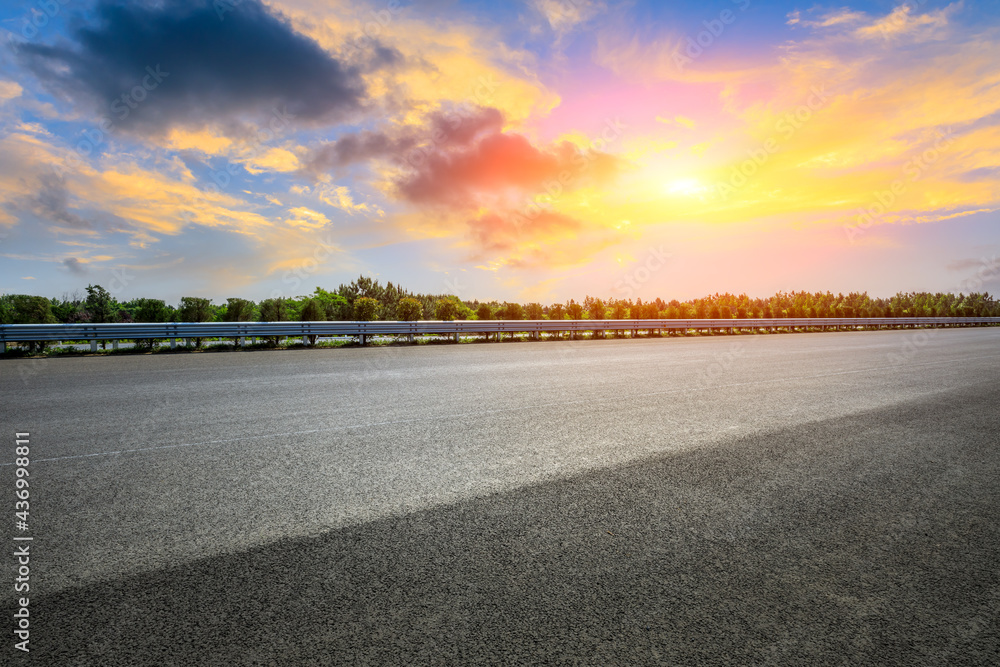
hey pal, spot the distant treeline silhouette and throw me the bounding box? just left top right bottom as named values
left=1, top=276, right=996, bottom=325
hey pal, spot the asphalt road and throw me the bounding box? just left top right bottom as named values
left=2, top=328, right=998, bottom=665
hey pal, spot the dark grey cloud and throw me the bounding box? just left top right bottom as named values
left=427, top=106, right=504, bottom=146
left=947, top=258, right=985, bottom=272
left=63, top=258, right=88, bottom=275
left=303, top=106, right=504, bottom=174
left=19, top=0, right=366, bottom=132
left=306, top=130, right=417, bottom=172
left=33, top=173, right=90, bottom=228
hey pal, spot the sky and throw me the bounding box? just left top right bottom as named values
left=0, top=0, right=998, bottom=304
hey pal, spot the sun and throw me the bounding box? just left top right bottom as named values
left=665, top=178, right=708, bottom=197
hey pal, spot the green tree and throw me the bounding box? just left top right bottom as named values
left=129, top=298, right=169, bottom=350
left=399, top=297, right=424, bottom=321
left=1, top=295, right=57, bottom=353
left=498, top=302, right=524, bottom=320
left=178, top=296, right=213, bottom=348
left=311, top=288, right=349, bottom=320
left=2, top=295, right=56, bottom=324
left=354, top=296, right=379, bottom=321
left=548, top=303, right=565, bottom=320
left=178, top=297, right=213, bottom=322
left=257, top=298, right=288, bottom=346
left=567, top=300, right=583, bottom=319
left=51, top=292, right=86, bottom=323
left=85, top=284, right=117, bottom=323
left=299, top=298, right=325, bottom=321
left=259, top=298, right=288, bottom=322
left=475, top=303, right=493, bottom=320
left=223, top=298, right=254, bottom=322
left=133, top=299, right=169, bottom=322
left=525, top=302, right=544, bottom=320
left=434, top=298, right=459, bottom=321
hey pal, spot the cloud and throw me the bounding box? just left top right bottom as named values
left=947, top=257, right=992, bottom=272
left=284, top=206, right=330, bottom=230
left=303, top=106, right=504, bottom=173
left=274, top=0, right=558, bottom=127
left=317, top=186, right=375, bottom=215
left=0, top=81, right=23, bottom=102
left=395, top=129, right=622, bottom=209
left=853, top=3, right=960, bottom=41
left=468, top=210, right=582, bottom=254
left=31, top=173, right=92, bottom=229
left=656, top=115, right=695, bottom=129
left=62, top=257, right=88, bottom=275
left=298, top=104, right=625, bottom=265
left=164, top=128, right=234, bottom=154
left=305, top=129, right=416, bottom=173
left=240, top=147, right=301, bottom=174
left=533, top=0, right=606, bottom=39
left=798, top=8, right=868, bottom=29
left=18, top=0, right=367, bottom=134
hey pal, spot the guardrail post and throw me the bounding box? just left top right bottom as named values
left=90, top=340, right=97, bottom=352
left=408, top=334, right=414, bottom=344
left=454, top=332, right=460, bottom=343
left=170, top=338, right=177, bottom=349
left=360, top=334, right=367, bottom=346
left=113, top=340, right=119, bottom=350
left=1, top=341, right=5, bottom=354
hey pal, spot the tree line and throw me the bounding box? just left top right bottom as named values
left=1, top=277, right=997, bottom=326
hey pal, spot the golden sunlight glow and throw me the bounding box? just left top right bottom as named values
left=665, top=178, right=708, bottom=197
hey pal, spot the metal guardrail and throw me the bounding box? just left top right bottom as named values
left=1, top=317, right=997, bottom=352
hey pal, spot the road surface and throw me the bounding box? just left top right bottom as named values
left=2, top=328, right=998, bottom=664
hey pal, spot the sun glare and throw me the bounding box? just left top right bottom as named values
left=666, top=178, right=707, bottom=197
